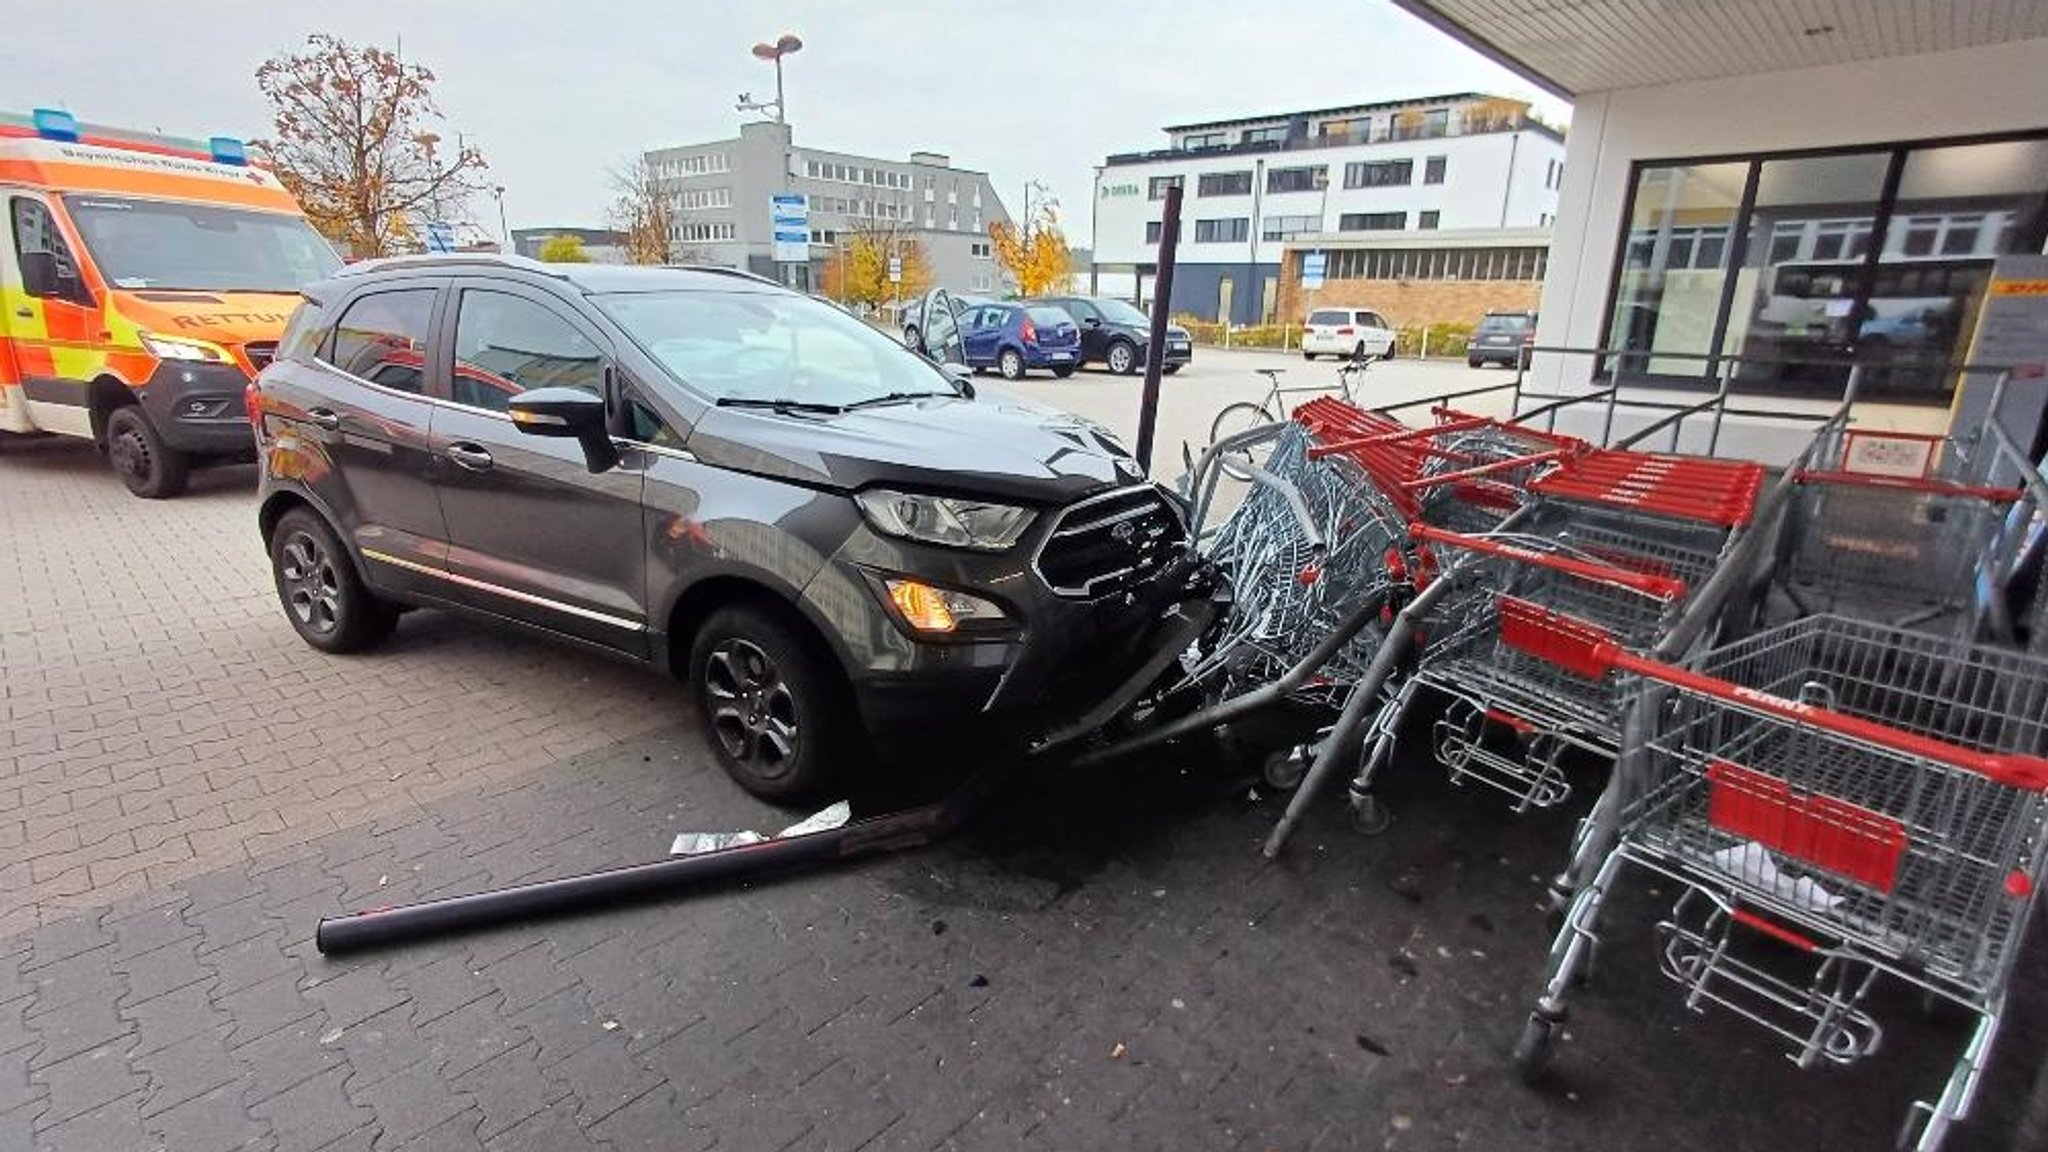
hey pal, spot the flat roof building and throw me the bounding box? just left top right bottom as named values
left=644, top=121, right=1013, bottom=296
left=1092, top=92, right=1565, bottom=325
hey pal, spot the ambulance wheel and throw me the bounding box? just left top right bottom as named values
left=106, top=406, right=189, bottom=499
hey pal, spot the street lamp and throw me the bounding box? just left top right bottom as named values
left=737, top=33, right=803, bottom=122
left=491, top=185, right=509, bottom=253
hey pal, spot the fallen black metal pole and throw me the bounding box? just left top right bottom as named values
left=315, top=763, right=1012, bottom=955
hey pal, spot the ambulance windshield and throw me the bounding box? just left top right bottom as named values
left=64, top=195, right=342, bottom=293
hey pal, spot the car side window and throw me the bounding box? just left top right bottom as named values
left=625, top=392, right=687, bottom=450
left=1067, top=299, right=1099, bottom=323
left=451, top=289, right=605, bottom=413
left=326, top=289, right=438, bottom=394
left=10, top=198, right=91, bottom=305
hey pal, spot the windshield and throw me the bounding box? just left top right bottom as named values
left=1478, top=313, right=1535, bottom=332
left=63, top=195, right=342, bottom=292
left=1308, top=310, right=1350, bottom=325
left=595, top=288, right=957, bottom=407
left=1092, top=297, right=1151, bottom=326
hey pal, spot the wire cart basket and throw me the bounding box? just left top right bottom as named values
left=1510, top=603, right=2048, bottom=1152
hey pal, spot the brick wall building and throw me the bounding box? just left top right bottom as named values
left=1277, top=227, right=1549, bottom=329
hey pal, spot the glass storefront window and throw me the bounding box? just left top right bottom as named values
left=1608, top=162, right=1746, bottom=375
left=1728, top=152, right=1890, bottom=390
left=1603, top=133, right=2048, bottom=401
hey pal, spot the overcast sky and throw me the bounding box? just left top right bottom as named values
left=3, top=1, right=1568, bottom=246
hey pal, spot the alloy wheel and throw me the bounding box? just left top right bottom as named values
left=278, top=531, right=343, bottom=637
left=704, top=637, right=799, bottom=776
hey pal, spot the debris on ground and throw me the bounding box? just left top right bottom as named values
left=670, top=800, right=852, bottom=855
left=1111, top=1041, right=1128, bottom=1059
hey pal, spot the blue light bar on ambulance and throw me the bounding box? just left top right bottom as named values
left=31, top=108, right=79, bottom=142
left=209, top=136, right=247, bottom=166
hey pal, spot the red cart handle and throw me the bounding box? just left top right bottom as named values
left=1409, top=523, right=1687, bottom=600
left=1498, top=598, right=2048, bottom=791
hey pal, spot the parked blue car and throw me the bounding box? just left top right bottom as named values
left=960, top=302, right=1082, bottom=379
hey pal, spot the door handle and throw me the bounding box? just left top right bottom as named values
left=444, top=442, right=494, bottom=472
left=304, top=407, right=342, bottom=431
left=13, top=308, right=31, bottom=319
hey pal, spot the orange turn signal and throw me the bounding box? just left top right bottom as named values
left=886, top=579, right=957, bottom=633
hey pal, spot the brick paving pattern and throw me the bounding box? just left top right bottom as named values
left=3, top=440, right=2045, bottom=1151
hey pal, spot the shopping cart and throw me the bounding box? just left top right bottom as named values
left=1778, top=425, right=2026, bottom=633
left=1509, top=601, right=2048, bottom=1152
left=1341, top=445, right=1766, bottom=822
left=1191, top=418, right=1411, bottom=707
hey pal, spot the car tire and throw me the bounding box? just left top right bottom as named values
left=105, top=406, right=189, bottom=499
left=998, top=348, right=1026, bottom=380
left=1302, top=352, right=1316, bottom=361
left=269, top=507, right=398, bottom=654
left=1381, top=342, right=1397, bottom=362
left=1468, top=357, right=1484, bottom=369
left=1106, top=340, right=1138, bottom=375
left=1162, top=364, right=1181, bottom=375
left=690, top=603, right=851, bottom=801
left=1052, top=365, right=1076, bottom=379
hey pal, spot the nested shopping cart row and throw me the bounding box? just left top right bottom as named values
left=1179, top=384, right=2048, bottom=1152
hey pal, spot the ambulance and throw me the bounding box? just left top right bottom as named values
left=0, top=109, right=340, bottom=496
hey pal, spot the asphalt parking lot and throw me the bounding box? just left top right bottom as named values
left=3, top=375, right=2045, bottom=1152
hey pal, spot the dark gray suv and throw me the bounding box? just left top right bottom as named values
left=249, top=256, right=1192, bottom=799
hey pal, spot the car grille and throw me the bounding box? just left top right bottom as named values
left=243, top=342, right=278, bottom=372
left=1034, top=485, right=1187, bottom=598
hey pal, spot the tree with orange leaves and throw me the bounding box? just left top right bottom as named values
left=254, top=34, right=490, bottom=258
left=988, top=200, right=1072, bottom=298
left=819, top=223, right=932, bottom=310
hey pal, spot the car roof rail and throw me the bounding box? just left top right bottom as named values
left=334, top=252, right=566, bottom=279
left=660, top=263, right=785, bottom=287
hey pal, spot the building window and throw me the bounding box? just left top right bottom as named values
left=1338, top=212, right=1407, bottom=232
left=1344, top=159, right=1413, bottom=189
left=1424, top=156, right=1447, bottom=185
left=1244, top=125, right=1289, bottom=145
left=805, top=161, right=819, bottom=178
left=1318, top=117, right=1368, bottom=142
left=1266, top=166, right=1325, bottom=194
left=1180, top=132, right=1228, bottom=151
left=1193, top=217, right=1249, bottom=243
left=1261, top=214, right=1319, bottom=241
left=1418, top=211, right=1440, bottom=230
left=1198, top=171, right=1253, bottom=197
left=1390, top=108, right=1450, bottom=141
left=1147, top=175, right=1183, bottom=200
left=949, top=208, right=958, bottom=229
left=1145, top=221, right=1163, bottom=244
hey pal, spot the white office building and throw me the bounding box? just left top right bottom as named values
left=1091, top=93, right=1566, bottom=324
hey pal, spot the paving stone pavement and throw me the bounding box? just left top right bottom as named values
left=0, top=441, right=678, bottom=937
left=6, top=441, right=2048, bottom=1151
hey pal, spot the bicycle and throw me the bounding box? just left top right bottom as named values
left=1208, top=354, right=1374, bottom=479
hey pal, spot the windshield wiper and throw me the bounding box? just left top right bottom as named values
left=842, top=391, right=951, bottom=410
left=715, top=397, right=846, bottom=415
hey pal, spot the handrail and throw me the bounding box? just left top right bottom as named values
left=1373, top=379, right=1521, bottom=417
left=1522, top=344, right=2034, bottom=375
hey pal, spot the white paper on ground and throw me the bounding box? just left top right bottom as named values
left=779, top=800, right=852, bottom=839
left=669, top=830, right=767, bottom=855
left=1708, top=841, right=1844, bottom=913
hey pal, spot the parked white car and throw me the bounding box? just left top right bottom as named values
left=1301, top=308, right=1397, bottom=361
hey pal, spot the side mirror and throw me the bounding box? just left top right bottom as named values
left=19, top=251, right=79, bottom=300
left=942, top=363, right=975, bottom=398
left=508, top=387, right=618, bottom=474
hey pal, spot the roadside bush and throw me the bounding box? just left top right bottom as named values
left=1395, top=322, right=1474, bottom=359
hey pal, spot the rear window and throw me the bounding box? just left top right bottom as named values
left=1026, top=307, right=1071, bottom=326
left=1308, top=309, right=1349, bottom=325
left=1478, top=313, right=1535, bottom=332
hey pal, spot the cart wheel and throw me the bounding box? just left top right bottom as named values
left=1261, top=746, right=1308, bottom=791
left=1349, top=793, right=1391, bottom=835
left=1512, top=1013, right=1559, bottom=1084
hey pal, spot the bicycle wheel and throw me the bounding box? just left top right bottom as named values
left=1209, top=401, right=1276, bottom=481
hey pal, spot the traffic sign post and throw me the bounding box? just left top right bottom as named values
left=888, top=256, right=902, bottom=284
left=771, top=193, right=810, bottom=269
left=425, top=221, right=457, bottom=254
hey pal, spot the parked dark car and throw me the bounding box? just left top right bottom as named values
left=249, top=256, right=1194, bottom=800
left=1032, top=295, right=1192, bottom=375
left=958, top=301, right=1082, bottom=379
left=901, top=287, right=989, bottom=355
left=1468, top=310, right=1538, bottom=368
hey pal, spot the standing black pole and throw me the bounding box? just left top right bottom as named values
left=1134, top=184, right=1183, bottom=475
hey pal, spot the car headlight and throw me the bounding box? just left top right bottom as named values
left=855, top=489, right=1036, bottom=552
left=140, top=331, right=233, bottom=363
